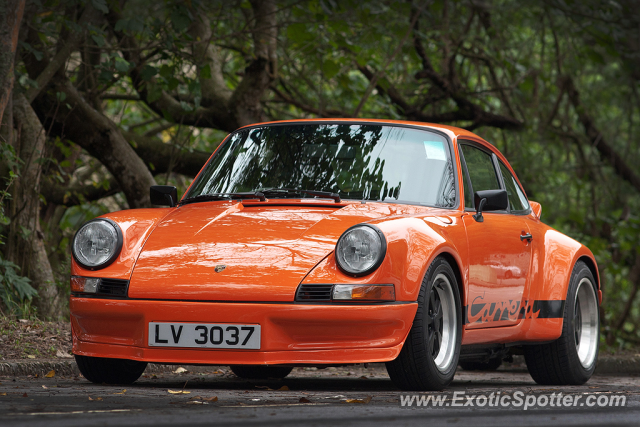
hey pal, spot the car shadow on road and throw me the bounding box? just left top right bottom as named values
left=123, top=370, right=537, bottom=393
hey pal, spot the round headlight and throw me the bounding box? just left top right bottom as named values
left=72, top=219, right=123, bottom=270
left=335, top=224, right=387, bottom=276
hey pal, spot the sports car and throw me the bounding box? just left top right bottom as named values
left=70, top=119, right=601, bottom=390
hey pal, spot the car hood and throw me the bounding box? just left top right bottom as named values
left=128, top=200, right=436, bottom=301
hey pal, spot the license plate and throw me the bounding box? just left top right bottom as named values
left=148, top=322, right=260, bottom=349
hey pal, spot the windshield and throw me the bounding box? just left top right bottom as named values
left=185, top=123, right=457, bottom=207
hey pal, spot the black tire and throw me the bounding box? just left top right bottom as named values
left=386, top=257, right=462, bottom=391
left=524, top=261, right=599, bottom=385
left=230, top=365, right=293, bottom=379
left=459, top=358, right=503, bottom=371
left=75, top=355, right=147, bottom=385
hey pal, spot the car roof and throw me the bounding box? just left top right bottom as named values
left=238, top=118, right=484, bottom=143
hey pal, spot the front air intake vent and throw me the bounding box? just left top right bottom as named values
left=97, top=278, right=129, bottom=297
left=296, top=284, right=333, bottom=302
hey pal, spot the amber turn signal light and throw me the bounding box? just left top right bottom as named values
left=332, top=284, right=395, bottom=301
left=70, top=276, right=100, bottom=293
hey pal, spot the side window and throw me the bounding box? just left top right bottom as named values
left=498, top=161, right=530, bottom=212
left=460, top=145, right=500, bottom=198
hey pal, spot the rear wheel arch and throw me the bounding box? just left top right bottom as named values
left=577, top=255, right=600, bottom=291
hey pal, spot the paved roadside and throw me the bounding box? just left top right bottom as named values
left=1, top=364, right=639, bottom=427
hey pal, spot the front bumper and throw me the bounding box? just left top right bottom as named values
left=70, top=297, right=417, bottom=365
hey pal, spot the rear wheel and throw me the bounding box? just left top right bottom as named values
left=230, top=365, right=293, bottom=379
left=386, top=257, right=462, bottom=391
left=75, top=355, right=147, bottom=384
left=524, top=261, right=599, bottom=385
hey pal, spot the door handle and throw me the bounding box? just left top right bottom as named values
left=520, top=233, right=533, bottom=241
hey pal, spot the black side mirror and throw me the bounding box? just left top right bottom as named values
left=473, top=189, right=508, bottom=222
left=150, top=185, right=178, bottom=207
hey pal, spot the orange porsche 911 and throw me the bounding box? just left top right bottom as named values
left=70, top=119, right=600, bottom=391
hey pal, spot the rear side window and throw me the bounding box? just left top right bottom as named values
left=460, top=144, right=500, bottom=195
left=498, top=161, right=530, bottom=213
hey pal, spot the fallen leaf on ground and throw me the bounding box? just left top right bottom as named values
left=212, top=370, right=223, bottom=374
left=277, top=385, right=289, bottom=391
left=45, top=370, right=55, bottom=378
left=88, top=396, right=103, bottom=401
left=186, top=401, right=204, bottom=405
left=299, top=397, right=311, bottom=403
left=22, top=393, right=28, bottom=397
left=113, top=389, right=127, bottom=395
left=168, top=390, right=190, bottom=394
left=0, top=393, right=7, bottom=396
left=173, top=367, right=188, bottom=374
left=27, top=355, right=35, bottom=359
left=255, top=385, right=271, bottom=390
left=360, top=376, right=368, bottom=379
left=343, top=396, right=372, bottom=404
left=41, top=385, right=48, bottom=389
left=56, top=350, right=72, bottom=358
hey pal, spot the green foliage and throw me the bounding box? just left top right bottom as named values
left=0, top=255, right=37, bottom=318
left=0, top=142, right=22, bottom=229
left=3, top=0, right=640, bottom=349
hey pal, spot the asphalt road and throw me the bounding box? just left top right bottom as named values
left=1, top=364, right=639, bottom=427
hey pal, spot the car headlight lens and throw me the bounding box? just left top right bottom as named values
left=335, top=224, right=387, bottom=276
left=72, top=219, right=123, bottom=270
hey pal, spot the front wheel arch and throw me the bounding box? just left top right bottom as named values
left=436, top=251, right=465, bottom=309
left=386, top=256, right=462, bottom=391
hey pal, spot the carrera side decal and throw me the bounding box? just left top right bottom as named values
left=463, top=299, right=565, bottom=325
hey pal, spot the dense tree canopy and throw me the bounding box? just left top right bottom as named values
left=0, top=0, right=638, bottom=349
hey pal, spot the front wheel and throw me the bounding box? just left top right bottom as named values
left=75, top=355, right=147, bottom=384
left=524, top=261, right=599, bottom=385
left=230, top=365, right=293, bottom=379
left=386, top=257, right=462, bottom=391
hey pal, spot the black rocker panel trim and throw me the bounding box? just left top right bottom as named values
left=463, top=299, right=565, bottom=325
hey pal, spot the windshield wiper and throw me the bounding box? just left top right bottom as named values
left=259, top=188, right=341, bottom=203
left=180, top=192, right=266, bottom=205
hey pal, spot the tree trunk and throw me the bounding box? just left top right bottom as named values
left=0, top=0, right=25, bottom=125
left=6, top=94, right=62, bottom=318
left=53, top=81, right=157, bottom=208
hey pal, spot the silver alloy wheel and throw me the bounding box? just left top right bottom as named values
left=427, top=273, right=457, bottom=372
left=573, top=277, right=598, bottom=369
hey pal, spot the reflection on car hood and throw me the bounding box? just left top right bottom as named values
left=128, top=200, right=437, bottom=301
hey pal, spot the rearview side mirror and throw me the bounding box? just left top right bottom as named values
left=529, top=201, right=542, bottom=219
left=473, top=189, right=508, bottom=222
left=150, top=185, right=178, bottom=207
